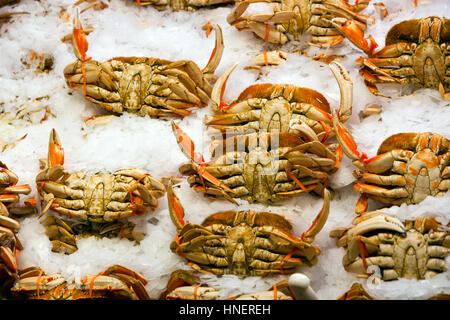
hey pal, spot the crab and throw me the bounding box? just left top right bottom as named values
left=330, top=211, right=450, bottom=281
left=357, top=17, right=450, bottom=100
left=163, top=269, right=319, bottom=299
left=63, top=14, right=224, bottom=118
left=35, top=129, right=166, bottom=254
left=11, top=265, right=150, bottom=300
left=333, top=115, right=450, bottom=214
left=205, top=61, right=353, bottom=143
left=167, top=180, right=330, bottom=276
left=132, top=0, right=235, bottom=11
left=227, top=0, right=377, bottom=54
left=172, top=121, right=338, bottom=203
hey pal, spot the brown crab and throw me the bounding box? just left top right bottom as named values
left=227, top=0, right=377, bottom=54
left=330, top=211, right=450, bottom=281
left=11, top=265, right=150, bottom=300
left=333, top=115, right=450, bottom=214
left=172, top=122, right=338, bottom=203
left=167, top=180, right=330, bottom=276
left=35, top=129, right=166, bottom=254
left=205, top=61, right=353, bottom=143
left=63, top=14, right=224, bottom=118
left=357, top=16, right=450, bottom=100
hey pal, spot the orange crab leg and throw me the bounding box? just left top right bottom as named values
left=332, top=19, right=378, bottom=54
left=171, top=121, right=237, bottom=196
left=48, top=129, right=64, bottom=168
left=211, top=63, right=239, bottom=113
left=71, top=12, right=92, bottom=96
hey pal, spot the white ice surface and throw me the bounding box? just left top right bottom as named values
left=0, top=0, right=449, bottom=299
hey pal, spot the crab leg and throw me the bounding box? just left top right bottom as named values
left=332, top=112, right=414, bottom=173
left=171, top=121, right=238, bottom=200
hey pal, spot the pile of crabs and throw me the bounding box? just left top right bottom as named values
left=0, top=0, right=449, bottom=300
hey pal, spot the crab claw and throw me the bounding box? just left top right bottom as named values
left=72, top=10, right=89, bottom=62
left=48, top=129, right=64, bottom=168
left=1, top=246, right=17, bottom=274
left=332, top=110, right=366, bottom=163
left=201, top=24, right=224, bottom=82
left=167, top=179, right=186, bottom=231
left=331, top=19, right=378, bottom=54
left=171, top=121, right=203, bottom=164
left=439, top=82, right=450, bottom=101
left=211, top=63, right=239, bottom=113
left=301, top=188, right=331, bottom=243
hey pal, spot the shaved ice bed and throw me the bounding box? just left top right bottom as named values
left=0, top=0, right=449, bottom=300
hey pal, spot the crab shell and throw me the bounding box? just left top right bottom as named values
left=11, top=265, right=150, bottom=300
left=330, top=211, right=450, bottom=281
left=167, top=180, right=330, bottom=276
left=357, top=17, right=450, bottom=100
left=336, top=282, right=374, bottom=300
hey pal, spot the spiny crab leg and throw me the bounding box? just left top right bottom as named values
left=170, top=121, right=238, bottom=201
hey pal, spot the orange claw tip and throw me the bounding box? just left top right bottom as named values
left=48, top=129, right=64, bottom=168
